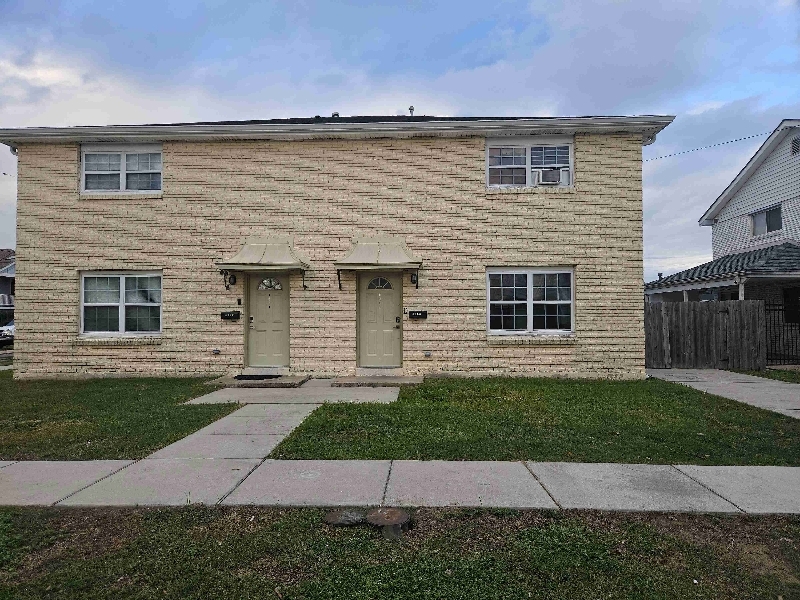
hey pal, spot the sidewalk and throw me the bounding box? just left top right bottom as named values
left=1, top=458, right=798, bottom=513
left=2, top=377, right=798, bottom=513
left=647, top=368, right=800, bottom=419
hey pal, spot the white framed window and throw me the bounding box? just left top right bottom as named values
left=751, top=205, right=782, bottom=236
left=486, top=267, right=574, bottom=334
left=80, top=272, right=162, bottom=336
left=81, top=145, right=162, bottom=193
left=486, top=137, right=573, bottom=188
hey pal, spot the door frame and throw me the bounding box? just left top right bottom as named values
left=356, top=271, right=403, bottom=368
left=244, top=272, right=290, bottom=369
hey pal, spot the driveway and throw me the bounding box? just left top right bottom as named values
left=647, top=369, right=800, bottom=419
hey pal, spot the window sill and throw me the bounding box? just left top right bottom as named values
left=79, top=192, right=163, bottom=201
left=75, top=336, right=163, bottom=347
left=486, top=186, right=576, bottom=194
left=486, top=334, right=577, bottom=346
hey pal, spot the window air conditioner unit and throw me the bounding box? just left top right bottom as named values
left=533, top=168, right=570, bottom=185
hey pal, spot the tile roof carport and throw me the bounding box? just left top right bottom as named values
left=645, top=242, right=800, bottom=295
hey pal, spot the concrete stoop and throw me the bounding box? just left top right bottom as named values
left=206, top=375, right=310, bottom=388
left=332, top=376, right=423, bottom=387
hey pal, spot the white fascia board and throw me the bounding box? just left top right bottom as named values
left=0, top=116, right=674, bottom=147
left=698, top=120, right=800, bottom=226
left=644, top=277, right=739, bottom=294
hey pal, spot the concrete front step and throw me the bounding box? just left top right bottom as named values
left=332, top=376, right=423, bottom=387
left=206, top=375, right=310, bottom=388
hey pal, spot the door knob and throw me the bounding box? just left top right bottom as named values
left=394, top=325, right=400, bottom=329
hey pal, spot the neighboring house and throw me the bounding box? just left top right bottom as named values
left=0, top=114, right=672, bottom=380
left=645, top=119, right=800, bottom=305
left=0, top=250, right=14, bottom=327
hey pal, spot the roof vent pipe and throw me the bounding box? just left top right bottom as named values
left=331, top=112, right=340, bottom=118
left=658, top=273, right=663, bottom=280
left=409, top=106, right=414, bottom=116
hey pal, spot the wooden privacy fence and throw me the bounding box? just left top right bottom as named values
left=645, top=300, right=766, bottom=370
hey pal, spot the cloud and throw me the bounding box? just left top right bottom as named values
left=0, top=0, right=798, bottom=277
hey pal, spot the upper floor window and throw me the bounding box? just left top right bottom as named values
left=751, top=205, right=782, bottom=236
left=486, top=138, right=573, bottom=188
left=81, top=145, right=162, bottom=193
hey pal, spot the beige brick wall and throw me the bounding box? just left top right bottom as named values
left=13, top=133, right=646, bottom=379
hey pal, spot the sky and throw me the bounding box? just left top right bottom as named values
left=0, top=0, right=799, bottom=282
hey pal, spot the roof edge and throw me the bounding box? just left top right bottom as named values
left=0, top=115, right=674, bottom=147
left=699, top=119, right=800, bottom=226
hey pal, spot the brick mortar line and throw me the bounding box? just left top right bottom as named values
left=381, top=460, right=394, bottom=506
left=522, top=462, right=562, bottom=510
left=670, top=465, right=745, bottom=513
left=53, top=459, right=141, bottom=506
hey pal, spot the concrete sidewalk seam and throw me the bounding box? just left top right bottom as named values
left=53, top=459, right=138, bottom=506
left=216, top=457, right=269, bottom=505
left=381, top=459, right=394, bottom=506
left=523, top=461, right=562, bottom=510
left=671, top=464, right=745, bottom=513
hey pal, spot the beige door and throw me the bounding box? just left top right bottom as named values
left=358, top=273, right=402, bottom=367
left=247, top=274, right=290, bottom=367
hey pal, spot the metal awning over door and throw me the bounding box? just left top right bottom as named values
left=334, top=237, right=422, bottom=289
left=217, top=237, right=310, bottom=272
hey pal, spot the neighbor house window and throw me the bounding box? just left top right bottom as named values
left=81, top=273, right=162, bottom=335
left=486, top=139, right=573, bottom=188
left=752, top=205, right=782, bottom=236
left=487, top=268, right=574, bottom=334
left=81, top=145, right=162, bottom=193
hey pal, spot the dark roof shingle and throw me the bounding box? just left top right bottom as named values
left=645, top=242, right=800, bottom=289
left=0, top=249, right=13, bottom=270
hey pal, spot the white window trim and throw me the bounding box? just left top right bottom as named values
left=79, top=271, right=163, bottom=337
left=486, top=266, right=575, bottom=336
left=750, top=203, right=782, bottom=237
left=80, top=144, right=162, bottom=194
left=485, top=136, right=574, bottom=189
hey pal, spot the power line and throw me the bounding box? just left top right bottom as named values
left=644, top=130, right=775, bottom=162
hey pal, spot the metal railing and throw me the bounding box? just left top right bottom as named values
left=765, top=303, right=800, bottom=365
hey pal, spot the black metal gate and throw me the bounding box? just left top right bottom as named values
left=765, top=302, right=800, bottom=365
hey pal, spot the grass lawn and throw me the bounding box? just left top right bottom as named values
left=0, top=371, right=235, bottom=460
left=0, top=507, right=797, bottom=599
left=738, top=369, right=800, bottom=384
left=272, top=377, right=800, bottom=465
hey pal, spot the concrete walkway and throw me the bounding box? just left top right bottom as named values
left=1, top=458, right=799, bottom=513
left=648, top=369, right=800, bottom=419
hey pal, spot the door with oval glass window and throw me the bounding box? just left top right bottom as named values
left=247, top=274, right=290, bottom=367
left=358, top=273, right=402, bottom=367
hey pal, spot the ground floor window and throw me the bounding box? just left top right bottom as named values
left=80, top=272, right=162, bottom=335
left=486, top=268, right=574, bottom=334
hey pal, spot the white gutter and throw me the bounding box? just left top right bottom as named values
left=0, top=116, right=674, bottom=146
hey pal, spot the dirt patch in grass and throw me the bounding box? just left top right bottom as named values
left=1, top=507, right=798, bottom=599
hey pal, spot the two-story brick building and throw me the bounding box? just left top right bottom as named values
left=0, top=115, right=672, bottom=380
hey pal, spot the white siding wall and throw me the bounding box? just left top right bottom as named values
left=712, top=132, right=800, bottom=258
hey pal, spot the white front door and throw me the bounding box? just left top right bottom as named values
left=358, top=273, right=402, bottom=367
left=247, top=274, right=290, bottom=367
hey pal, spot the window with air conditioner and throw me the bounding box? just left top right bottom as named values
left=751, top=205, right=782, bottom=236
left=486, top=138, right=573, bottom=188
